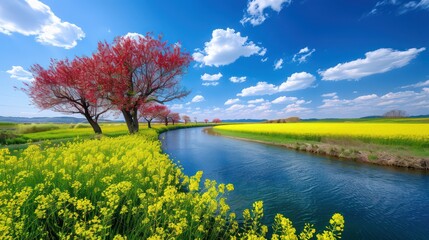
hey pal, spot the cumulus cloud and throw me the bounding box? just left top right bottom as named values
left=191, top=95, right=205, bottom=103
left=284, top=100, right=312, bottom=113
left=237, top=82, right=278, bottom=97
left=241, top=0, right=291, bottom=26
left=274, top=58, right=283, bottom=70
left=202, top=82, right=219, bottom=86
left=226, top=104, right=246, bottom=111
left=193, top=28, right=265, bottom=67
left=318, top=89, right=429, bottom=117
left=6, top=66, right=34, bottom=81
left=170, top=104, right=183, bottom=110
left=201, top=72, right=223, bottom=81
left=278, top=72, right=316, bottom=92
left=237, top=72, right=315, bottom=97
left=124, top=32, right=144, bottom=40
left=248, top=98, right=265, bottom=104
left=321, top=92, right=338, bottom=98
left=225, top=98, right=240, bottom=105
left=401, top=80, right=429, bottom=88
left=271, top=96, right=297, bottom=104
left=230, top=76, right=247, bottom=83
left=293, top=47, right=316, bottom=63
left=319, top=48, right=425, bottom=81
left=0, top=0, right=85, bottom=49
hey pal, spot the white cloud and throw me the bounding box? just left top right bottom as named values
left=226, top=104, right=246, bottom=111
left=201, top=72, right=223, bottom=81
left=202, top=82, right=219, bottom=86
left=278, top=72, right=316, bottom=92
left=261, top=57, right=268, bottom=62
left=6, top=66, right=34, bottom=81
left=293, top=47, right=316, bottom=63
left=237, top=82, right=278, bottom=97
left=318, top=89, right=429, bottom=117
left=193, top=28, right=265, bottom=67
left=237, top=72, right=315, bottom=97
left=170, top=104, right=183, bottom=110
left=230, top=76, right=247, bottom=83
left=369, top=0, right=429, bottom=15
left=271, top=96, right=297, bottom=104
left=191, top=95, right=205, bottom=103
left=224, top=98, right=240, bottom=105
left=402, top=0, right=429, bottom=12
left=248, top=98, right=265, bottom=104
left=0, top=0, right=85, bottom=49
left=274, top=58, right=283, bottom=70
left=241, top=0, right=291, bottom=26
left=284, top=100, right=311, bottom=113
left=401, top=80, right=429, bottom=88
left=321, top=92, right=338, bottom=98
left=124, top=32, right=144, bottom=40
left=319, top=48, right=426, bottom=81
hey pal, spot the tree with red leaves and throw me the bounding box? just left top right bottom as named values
left=157, top=107, right=171, bottom=126
left=182, top=115, right=191, bottom=124
left=93, top=34, right=192, bottom=134
left=204, top=119, right=208, bottom=124
left=212, top=118, right=222, bottom=123
left=139, top=103, right=167, bottom=128
left=25, top=57, right=111, bottom=134
left=168, top=112, right=180, bottom=125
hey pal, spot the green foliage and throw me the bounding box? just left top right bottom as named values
left=17, top=124, right=60, bottom=134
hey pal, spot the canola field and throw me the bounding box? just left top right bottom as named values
left=215, top=122, right=429, bottom=147
left=0, top=127, right=343, bottom=239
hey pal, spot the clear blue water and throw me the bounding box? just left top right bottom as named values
left=160, top=127, right=429, bottom=239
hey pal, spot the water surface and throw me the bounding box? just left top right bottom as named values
left=160, top=127, right=429, bottom=239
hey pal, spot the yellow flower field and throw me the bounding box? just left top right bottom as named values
left=215, top=122, right=429, bottom=146
left=1, top=127, right=343, bottom=239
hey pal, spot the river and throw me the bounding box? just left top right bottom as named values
left=160, top=127, right=429, bottom=239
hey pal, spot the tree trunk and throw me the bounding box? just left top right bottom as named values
left=164, top=117, right=168, bottom=126
left=147, top=120, right=152, bottom=128
left=84, top=114, right=102, bottom=134
left=122, top=109, right=139, bottom=134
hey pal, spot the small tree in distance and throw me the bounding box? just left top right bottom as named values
left=383, top=110, right=408, bottom=118
left=168, top=113, right=180, bottom=125
left=204, top=119, right=208, bottom=124
left=157, top=107, right=171, bottom=126
left=182, top=115, right=191, bottom=124
left=212, top=118, right=221, bottom=124
left=139, top=103, right=167, bottom=128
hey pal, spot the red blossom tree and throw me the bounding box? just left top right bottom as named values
left=168, top=112, right=180, bottom=125
left=25, top=58, right=111, bottom=134
left=182, top=115, right=191, bottom=124
left=138, top=103, right=167, bottom=128
left=212, top=118, right=222, bottom=124
left=156, top=107, right=171, bottom=126
left=93, top=34, right=192, bottom=134
left=204, top=119, right=208, bottom=124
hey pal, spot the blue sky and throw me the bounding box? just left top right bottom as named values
left=1, top=0, right=429, bottom=120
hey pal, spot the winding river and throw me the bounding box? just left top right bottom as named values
left=160, top=127, right=429, bottom=239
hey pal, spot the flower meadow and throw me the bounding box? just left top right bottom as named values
left=215, top=122, right=429, bottom=147
left=0, top=128, right=344, bottom=239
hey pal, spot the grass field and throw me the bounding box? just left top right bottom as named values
left=0, top=124, right=343, bottom=239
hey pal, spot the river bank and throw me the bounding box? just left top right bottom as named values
left=211, top=128, right=429, bottom=170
